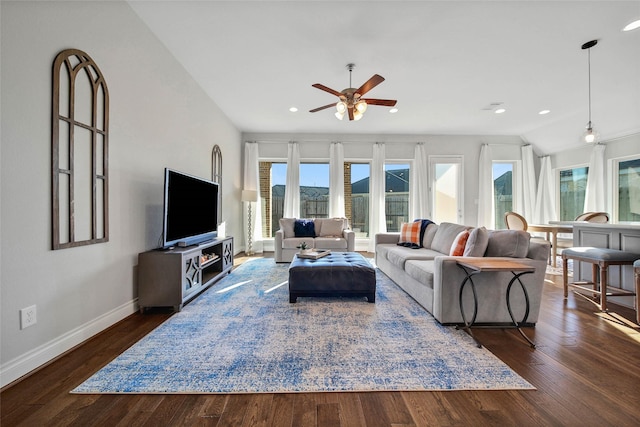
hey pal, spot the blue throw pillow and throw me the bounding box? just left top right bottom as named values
left=294, top=219, right=316, bottom=237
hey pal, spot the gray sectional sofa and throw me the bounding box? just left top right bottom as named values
left=375, top=222, right=550, bottom=325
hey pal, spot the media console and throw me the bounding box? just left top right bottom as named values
left=137, top=236, right=233, bottom=312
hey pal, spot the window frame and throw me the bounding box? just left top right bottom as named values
left=556, top=163, right=590, bottom=221
left=609, top=154, right=640, bottom=222
left=429, top=155, right=464, bottom=224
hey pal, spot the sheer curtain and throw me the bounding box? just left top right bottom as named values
left=534, top=156, right=557, bottom=223
left=283, top=141, right=300, bottom=218
left=329, top=142, right=345, bottom=218
left=521, top=145, right=537, bottom=221
left=477, top=144, right=494, bottom=228
left=410, top=143, right=430, bottom=220
left=584, top=143, right=606, bottom=212
left=368, top=143, right=386, bottom=252
left=243, top=142, right=263, bottom=252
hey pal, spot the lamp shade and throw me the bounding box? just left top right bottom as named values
left=241, top=190, right=258, bottom=202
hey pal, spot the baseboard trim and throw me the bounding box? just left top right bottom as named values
left=0, top=299, right=138, bottom=389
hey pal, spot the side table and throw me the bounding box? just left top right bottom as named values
left=456, top=258, right=536, bottom=348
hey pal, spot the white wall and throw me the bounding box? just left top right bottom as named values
left=0, top=1, right=242, bottom=387
left=245, top=132, right=529, bottom=227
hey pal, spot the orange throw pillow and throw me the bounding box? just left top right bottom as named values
left=449, top=230, right=470, bottom=256
left=399, top=221, right=421, bottom=245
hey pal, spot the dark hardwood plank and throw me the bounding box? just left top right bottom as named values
left=2, top=259, right=640, bottom=427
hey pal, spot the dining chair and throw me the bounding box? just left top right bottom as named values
left=504, top=211, right=528, bottom=231
left=575, top=212, right=609, bottom=222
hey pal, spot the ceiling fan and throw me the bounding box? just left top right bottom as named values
left=310, top=63, right=397, bottom=121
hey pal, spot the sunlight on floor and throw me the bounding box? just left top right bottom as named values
left=216, top=280, right=252, bottom=293
left=265, top=281, right=288, bottom=294
left=595, top=311, right=640, bottom=343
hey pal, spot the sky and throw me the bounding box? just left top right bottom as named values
left=272, top=163, right=409, bottom=187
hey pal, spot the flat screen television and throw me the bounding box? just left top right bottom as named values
left=163, top=168, right=219, bottom=248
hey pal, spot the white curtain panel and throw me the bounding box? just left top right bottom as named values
left=243, top=142, right=263, bottom=252
left=368, top=143, right=387, bottom=252
left=584, top=143, right=606, bottom=213
left=477, top=144, right=494, bottom=228
left=534, top=156, right=557, bottom=223
left=283, top=141, right=300, bottom=218
left=410, top=143, right=430, bottom=220
left=329, top=142, right=345, bottom=218
left=521, top=145, right=537, bottom=221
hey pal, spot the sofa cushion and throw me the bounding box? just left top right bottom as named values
left=422, top=223, right=439, bottom=249
left=405, top=260, right=435, bottom=290
left=430, top=222, right=470, bottom=254
left=398, top=222, right=421, bottom=247
left=463, top=226, right=489, bottom=257
left=294, top=219, right=316, bottom=237
left=282, top=237, right=312, bottom=249
left=386, top=246, right=440, bottom=269
left=318, top=218, right=345, bottom=237
left=314, top=237, right=348, bottom=249
left=485, top=230, right=531, bottom=258
left=449, top=230, right=470, bottom=256
left=279, top=218, right=296, bottom=238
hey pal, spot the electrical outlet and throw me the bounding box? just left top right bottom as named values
left=20, top=305, right=37, bottom=329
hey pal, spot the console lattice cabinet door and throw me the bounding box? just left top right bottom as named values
left=138, top=237, right=233, bottom=312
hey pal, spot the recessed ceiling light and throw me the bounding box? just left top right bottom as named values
left=389, top=108, right=398, bottom=113
left=289, top=107, right=298, bottom=112
left=539, top=109, right=551, bottom=115
left=495, top=108, right=506, bottom=114
left=622, top=19, right=640, bottom=31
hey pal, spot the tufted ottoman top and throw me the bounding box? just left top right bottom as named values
left=290, top=251, right=372, bottom=271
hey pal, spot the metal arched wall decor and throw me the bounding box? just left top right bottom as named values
left=52, top=49, right=109, bottom=250
left=212, top=144, right=222, bottom=223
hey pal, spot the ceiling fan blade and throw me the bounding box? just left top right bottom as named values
left=309, top=103, right=337, bottom=113
left=312, top=83, right=343, bottom=98
left=348, top=106, right=354, bottom=121
left=356, top=74, right=385, bottom=96
left=362, top=98, right=397, bottom=107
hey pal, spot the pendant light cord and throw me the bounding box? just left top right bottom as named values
left=587, top=47, right=592, bottom=125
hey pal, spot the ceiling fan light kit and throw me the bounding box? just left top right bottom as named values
left=581, top=39, right=599, bottom=144
left=310, top=63, right=397, bottom=121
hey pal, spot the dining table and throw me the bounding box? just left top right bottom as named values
left=527, top=223, right=574, bottom=268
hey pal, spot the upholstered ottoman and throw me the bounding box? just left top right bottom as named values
left=288, top=252, right=376, bottom=303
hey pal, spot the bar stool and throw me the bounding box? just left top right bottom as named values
left=635, top=260, right=640, bottom=324
left=562, top=247, right=639, bottom=312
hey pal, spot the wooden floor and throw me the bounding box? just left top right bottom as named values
left=2, top=254, right=640, bottom=426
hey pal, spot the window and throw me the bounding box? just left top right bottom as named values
left=493, top=162, right=514, bottom=229
left=558, top=166, right=589, bottom=221
left=614, top=157, right=640, bottom=222
left=430, top=156, right=463, bottom=224
left=260, top=162, right=286, bottom=237
left=385, top=163, right=410, bottom=232
left=348, top=163, right=370, bottom=237
left=299, top=163, right=329, bottom=218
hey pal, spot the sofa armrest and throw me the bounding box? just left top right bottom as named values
left=375, top=232, right=400, bottom=245
left=343, top=229, right=356, bottom=251
left=275, top=230, right=284, bottom=261
left=432, top=255, right=546, bottom=324
left=527, top=239, right=551, bottom=262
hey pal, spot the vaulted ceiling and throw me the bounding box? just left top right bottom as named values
left=129, top=1, right=640, bottom=154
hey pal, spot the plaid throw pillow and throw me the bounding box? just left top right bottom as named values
left=398, top=222, right=421, bottom=247
left=449, top=230, right=470, bottom=256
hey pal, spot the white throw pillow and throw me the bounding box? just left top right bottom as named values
left=319, top=218, right=345, bottom=237
left=279, top=218, right=296, bottom=238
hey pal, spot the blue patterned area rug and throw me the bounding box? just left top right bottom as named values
left=72, top=258, right=534, bottom=394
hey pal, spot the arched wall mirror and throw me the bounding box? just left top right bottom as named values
left=212, top=145, right=222, bottom=224
left=52, top=49, right=109, bottom=250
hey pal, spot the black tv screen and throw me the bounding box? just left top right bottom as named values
left=163, top=168, right=218, bottom=248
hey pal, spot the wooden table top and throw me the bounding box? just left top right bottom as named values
left=528, top=224, right=573, bottom=233
left=456, top=258, right=536, bottom=273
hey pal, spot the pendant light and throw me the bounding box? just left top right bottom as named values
left=581, top=39, right=599, bottom=144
